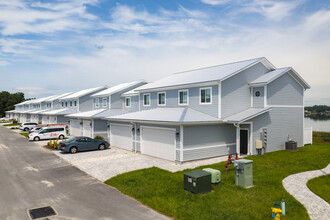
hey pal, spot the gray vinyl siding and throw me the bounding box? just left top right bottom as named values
left=110, top=93, right=122, bottom=109
left=53, top=100, right=61, bottom=109
left=267, top=72, right=304, bottom=105
left=79, top=95, right=94, bottom=112
left=124, top=96, right=139, bottom=112
left=57, top=116, right=69, bottom=123
left=253, top=87, right=264, bottom=108
left=182, top=124, right=236, bottom=161
left=221, top=63, right=270, bottom=118
left=248, top=107, right=303, bottom=155
left=139, top=84, right=219, bottom=118
left=41, top=102, right=47, bottom=109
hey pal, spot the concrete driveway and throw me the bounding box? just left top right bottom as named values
left=35, top=142, right=230, bottom=182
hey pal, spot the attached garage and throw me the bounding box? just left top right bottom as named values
left=83, top=120, right=92, bottom=137
left=110, top=123, right=132, bottom=151
left=49, top=116, right=57, bottom=124
left=70, top=119, right=82, bottom=136
left=141, top=126, right=176, bottom=161
left=42, top=115, right=49, bottom=124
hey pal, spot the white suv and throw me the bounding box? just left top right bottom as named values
left=29, top=126, right=67, bottom=141
left=20, top=122, right=38, bottom=131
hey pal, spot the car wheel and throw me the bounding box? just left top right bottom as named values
left=59, top=135, right=64, bottom=140
left=99, top=144, right=106, bottom=150
left=70, top=147, right=77, bottom=154
left=34, top=136, right=40, bottom=141
left=24, top=127, right=29, bottom=131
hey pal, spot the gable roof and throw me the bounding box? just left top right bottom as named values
left=15, top=100, right=33, bottom=106
left=66, top=109, right=106, bottom=119
left=45, top=92, right=73, bottom=101
left=28, top=95, right=58, bottom=104
left=135, top=57, right=275, bottom=92
left=249, top=67, right=310, bottom=89
left=91, top=81, right=146, bottom=98
left=106, top=107, right=221, bottom=124
left=61, top=86, right=108, bottom=100
left=40, top=108, right=77, bottom=115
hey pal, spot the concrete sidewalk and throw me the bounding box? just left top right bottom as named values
left=282, top=164, right=330, bottom=220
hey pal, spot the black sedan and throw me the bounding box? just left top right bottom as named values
left=58, top=137, right=110, bottom=154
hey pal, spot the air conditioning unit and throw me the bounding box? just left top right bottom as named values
left=202, top=168, right=221, bottom=184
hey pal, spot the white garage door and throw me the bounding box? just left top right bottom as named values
left=83, top=120, right=92, bottom=137
left=141, top=127, right=176, bottom=161
left=110, top=124, right=132, bottom=151
left=42, top=116, right=49, bottom=124
left=70, top=119, right=81, bottom=136
left=49, top=116, right=57, bottom=124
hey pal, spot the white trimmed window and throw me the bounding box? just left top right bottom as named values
left=158, top=92, right=166, bottom=106
left=125, top=97, right=131, bottom=107
left=200, top=87, right=212, bottom=104
left=102, top=98, right=107, bottom=107
left=65, top=102, right=68, bottom=107
left=143, top=94, right=150, bottom=106
left=74, top=100, right=77, bottom=106
left=95, top=98, right=99, bottom=108
left=70, top=101, right=72, bottom=107
left=178, top=90, right=188, bottom=105
left=61, top=102, right=64, bottom=107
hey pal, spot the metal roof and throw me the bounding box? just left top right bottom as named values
left=106, top=107, right=221, bottom=124
left=136, top=57, right=275, bottom=91
left=93, top=108, right=128, bottom=118
left=249, top=67, right=310, bottom=89
left=91, top=81, right=146, bottom=98
left=45, top=92, right=74, bottom=101
left=40, top=108, right=77, bottom=115
left=19, top=109, right=37, bottom=114
left=28, top=109, right=52, bottom=114
left=224, top=107, right=271, bottom=123
left=66, top=109, right=106, bottom=119
left=121, top=83, right=150, bottom=97
left=61, top=86, right=108, bottom=100
left=28, top=95, right=57, bottom=104
left=15, top=100, right=33, bottom=106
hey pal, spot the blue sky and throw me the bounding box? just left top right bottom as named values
left=0, top=0, right=329, bottom=105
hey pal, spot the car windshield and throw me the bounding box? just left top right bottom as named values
left=66, top=137, right=79, bottom=143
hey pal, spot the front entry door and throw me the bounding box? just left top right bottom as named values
left=240, top=130, right=248, bottom=154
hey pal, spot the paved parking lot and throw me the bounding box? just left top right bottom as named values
left=6, top=125, right=231, bottom=182
left=34, top=141, right=230, bottom=181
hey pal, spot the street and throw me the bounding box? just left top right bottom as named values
left=0, top=126, right=168, bottom=220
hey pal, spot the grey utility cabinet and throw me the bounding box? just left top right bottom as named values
left=234, top=159, right=253, bottom=188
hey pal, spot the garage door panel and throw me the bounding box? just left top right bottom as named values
left=141, top=127, right=175, bottom=161
left=83, top=120, right=92, bottom=137
left=110, top=124, right=132, bottom=151
left=42, top=116, right=49, bottom=124
left=70, top=119, right=81, bottom=136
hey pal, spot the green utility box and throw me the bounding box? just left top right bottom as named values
left=202, top=168, right=221, bottom=184
left=184, top=170, right=211, bottom=194
left=234, top=159, right=253, bottom=188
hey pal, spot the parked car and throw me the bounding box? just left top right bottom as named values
left=29, top=126, right=67, bottom=141
left=20, top=122, right=38, bottom=131
left=28, top=126, right=42, bottom=134
left=0, top=117, right=9, bottom=122
left=58, top=137, right=110, bottom=154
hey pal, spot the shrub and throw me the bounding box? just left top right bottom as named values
left=94, top=136, right=104, bottom=140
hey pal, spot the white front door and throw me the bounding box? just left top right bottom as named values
left=110, top=124, right=132, bottom=151
left=141, top=126, right=176, bottom=161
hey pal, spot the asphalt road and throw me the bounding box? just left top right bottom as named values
left=0, top=126, right=168, bottom=220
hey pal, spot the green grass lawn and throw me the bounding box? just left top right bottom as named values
left=313, top=131, right=330, bottom=143
left=106, top=142, right=330, bottom=220
left=3, top=123, right=20, bottom=127
left=307, top=175, right=330, bottom=204
left=19, top=132, right=28, bottom=138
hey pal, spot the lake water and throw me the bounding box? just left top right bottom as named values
left=304, top=117, right=330, bottom=132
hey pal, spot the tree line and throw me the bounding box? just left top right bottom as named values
left=305, top=105, right=330, bottom=113
left=0, top=91, right=25, bottom=118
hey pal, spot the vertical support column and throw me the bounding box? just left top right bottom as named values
left=235, top=124, right=240, bottom=156
left=180, top=125, right=183, bottom=162
left=91, top=119, right=94, bottom=138
left=218, top=82, right=221, bottom=119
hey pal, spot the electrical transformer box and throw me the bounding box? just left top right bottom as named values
left=184, top=170, right=211, bottom=194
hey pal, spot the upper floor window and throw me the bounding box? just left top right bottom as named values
left=178, top=90, right=189, bottom=105
left=61, top=102, right=64, bottom=107
left=74, top=101, right=77, bottom=106
left=102, top=98, right=107, bottom=107
left=143, top=94, right=150, bottom=106
left=158, top=92, right=166, bottom=106
left=255, top=91, right=260, bottom=97
left=95, top=98, right=99, bottom=108
left=125, top=97, right=131, bottom=107
left=70, top=101, right=72, bottom=107
left=200, top=87, right=212, bottom=104
left=65, top=102, right=68, bottom=107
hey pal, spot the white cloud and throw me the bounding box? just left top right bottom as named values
left=0, top=60, right=9, bottom=66
left=200, top=0, right=230, bottom=5
left=0, top=0, right=98, bottom=35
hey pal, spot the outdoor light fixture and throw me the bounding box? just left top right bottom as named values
left=107, top=125, right=110, bottom=128
left=132, top=127, right=135, bottom=131
left=176, top=132, right=180, bottom=137
left=137, top=128, right=140, bottom=132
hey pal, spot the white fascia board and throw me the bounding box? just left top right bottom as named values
left=135, top=81, right=220, bottom=93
